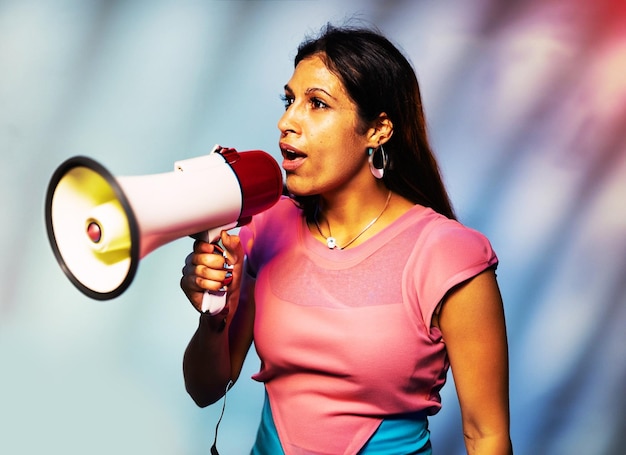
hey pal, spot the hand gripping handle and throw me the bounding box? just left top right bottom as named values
left=193, top=225, right=236, bottom=315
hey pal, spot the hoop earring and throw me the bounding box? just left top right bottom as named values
left=368, top=145, right=388, bottom=179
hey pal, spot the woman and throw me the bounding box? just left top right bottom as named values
left=181, top=25, right=512, bottom=455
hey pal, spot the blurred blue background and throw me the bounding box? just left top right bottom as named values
left=1, top=0, right=624, bottom=453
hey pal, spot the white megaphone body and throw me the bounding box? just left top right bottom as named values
left=45, top=145, right=283, bottom=314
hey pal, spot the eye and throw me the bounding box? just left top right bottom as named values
left=310, top=97, right=328, bottom=109
left=280, top=93, right=294, bottom=110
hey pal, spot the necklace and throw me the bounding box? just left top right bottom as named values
left=314, top=191, right=392, bottom=250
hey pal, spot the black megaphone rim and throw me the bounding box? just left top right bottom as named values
left=44, top=156, right=140, bottom=300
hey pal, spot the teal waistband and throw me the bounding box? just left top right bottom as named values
left=251, top=392, right=432, bottom=455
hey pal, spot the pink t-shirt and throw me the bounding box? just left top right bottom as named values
left=240, top=197, right=498, bottom=455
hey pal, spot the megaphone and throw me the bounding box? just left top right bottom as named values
left=45, top=145, right=283, bottom=313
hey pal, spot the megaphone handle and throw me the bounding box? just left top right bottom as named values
left=202, top=289, right=227, bottom=315
left=192, top=223, right=239, bottom=314
left=201, top=230, right=234, bottom=315
left=193, top=223, right=238, bottom=244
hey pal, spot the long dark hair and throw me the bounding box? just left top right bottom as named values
left=291, top=24, right=456, bottom=221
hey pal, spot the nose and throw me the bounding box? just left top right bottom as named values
left=278, top=105, right=299, bottom=136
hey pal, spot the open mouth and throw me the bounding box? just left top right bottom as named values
left=281, top=145, right=307, bottom=160
left=280, top=144, right=307, bottom=171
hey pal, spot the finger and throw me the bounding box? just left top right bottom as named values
left=182, top=255, right=230, bottom=287
left=191, top=248, right=228, bottom=269
left=191, top=264, right=230, bottom=285
left=184, top=271, right=228, bottom=294
left=193, top=239, right=220, bottom=254
left=220, top=231, right=243, bottom=268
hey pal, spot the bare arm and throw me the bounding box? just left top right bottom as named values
left=181, top=231, right=255, bottom=407
left=435, top=269, right=513, bottom=454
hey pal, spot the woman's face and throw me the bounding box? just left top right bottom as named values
left=278, top=54, right=376, bottom=197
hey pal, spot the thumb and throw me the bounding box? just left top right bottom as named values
left=220, top=230, right=243, bottom=265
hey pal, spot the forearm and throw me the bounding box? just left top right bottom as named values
left=182, top=267, right=255, bottom=408
left=183, top=309, right=232, bottom=407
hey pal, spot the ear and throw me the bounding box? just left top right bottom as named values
left=366, top=113, right=394, bottom=147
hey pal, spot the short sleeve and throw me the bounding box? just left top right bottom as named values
left=411, top=221, right=498, bottom=328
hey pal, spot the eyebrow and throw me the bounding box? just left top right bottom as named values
left=283, top=84, right=336, bottom=100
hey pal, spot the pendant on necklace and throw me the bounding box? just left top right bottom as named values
left=326, top=237, right=338, bottom=249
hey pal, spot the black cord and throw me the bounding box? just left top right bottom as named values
left=210, top=380, right=234, bottom=455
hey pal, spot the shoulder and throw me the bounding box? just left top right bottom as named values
left=399, top=206, right=494, bottom=258
left=240, top=196, right=302, bottom=264
left=403, top=208, right=498, bottom=324
left=377, top=205, right=495, bottom=259
left=427, top=216, right=495, bottom=260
